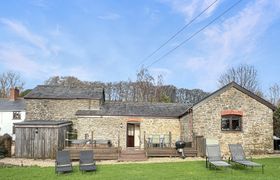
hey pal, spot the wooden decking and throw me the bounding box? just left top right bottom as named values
left=63, top=146, right=199, bottom=161
left=63, top=146, right=119, bottom=160
left=118, top=149, right=147, bottom=161
left=146, top=147, right=177, bottom=157
left=183, top=147, right=198, bottom=157
left=62, top=135, right=205, bottom=161
left=146, top=147, right=197, bottom=157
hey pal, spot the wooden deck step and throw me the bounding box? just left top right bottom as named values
left=118, top=149, right=147, bottom=162
left=147, top=147, right=178, bottom=157
left=118, top=157, right=148, bottom=161
left=121, top=150, right=145, bottom=155
left=146, top=147, right=198, bottom=157
left=183, top=148, right=198, bottom=157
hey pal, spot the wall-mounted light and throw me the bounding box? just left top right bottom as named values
left=35, top=128, right=38, bottom=134
left=120, top=123, right=123, bottom=129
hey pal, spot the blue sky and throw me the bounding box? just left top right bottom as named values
left=0, top=0, right=280, bottom=93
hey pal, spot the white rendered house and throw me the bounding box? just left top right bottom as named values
left=0, top=88, right=25, bottom=139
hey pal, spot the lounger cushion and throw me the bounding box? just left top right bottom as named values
left=210, top=160, right=231, bottom=167
left=235, top=160, right=262, bottom=167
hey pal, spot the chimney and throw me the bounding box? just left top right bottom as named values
left=10, top=88, right=19, bottom=101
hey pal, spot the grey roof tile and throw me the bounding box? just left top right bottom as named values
left=192, top=81, right=276, bottom=110
left=14, top=120, right=72, bottom=126
left=24, top=85, right=104, bottom=100
left=76, top=102, right=190, bottom=117
left=0, top=99, right=25, bottom=111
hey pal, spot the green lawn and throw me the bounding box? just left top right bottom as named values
left=0, top=158, right=280, bottom=180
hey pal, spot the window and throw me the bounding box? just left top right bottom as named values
left=127, top=124, right=134, bottom=136
left=221, top=115, right=242, bottom=131
left=13, top=111, right=21, bottom=120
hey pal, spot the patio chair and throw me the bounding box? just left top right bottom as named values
left=163, top=134, right=171, bottom=147
left=159, top=135, right=164, bottom=148
left=152, top=135, right=160, bottom=147
left=79, top=150, right=97, bottom=172
left=55, top=151, right=73, bottom=174
left=206, top=144, right=231, bottom=171
left=147, top=136, right=152, bottom=147
left=228, top=144, right=264, bottom=174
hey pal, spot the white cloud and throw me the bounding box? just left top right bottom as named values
left=0, top=19, right=95, bottom=83
left=0, top=18, right=49, bottom=52
left=183, top=0, right=280, bottom=90
left=144, top=7, right=161, bottom=21
left=0, top=44, right=42, bottom=77
left=98, top=12, right=121, bottom=20
left=29, top=0, right=49, bottom=8
left=0, top=19, right=104, bottom=86
left=162, top=0, right=221, bottom=21
left=0, top=43, right=95, bottom=84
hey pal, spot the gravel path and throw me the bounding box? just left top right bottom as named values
left=0, top=157, right=204, bottom=167
left=0, top=154, right=279, bottom=167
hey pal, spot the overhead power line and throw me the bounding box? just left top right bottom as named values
left=137, top=0, right=219, bottom=68
left=145, top=0, right=243, bottom=69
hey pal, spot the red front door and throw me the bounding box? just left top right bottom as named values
left=127, top=123, right=135, bottom=147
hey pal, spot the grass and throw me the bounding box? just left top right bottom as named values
left=0, top=158, right=280, bottom=180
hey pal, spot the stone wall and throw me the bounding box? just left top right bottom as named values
left=141, top=117, right=181, bottom=147
left=179, top=112, right=193, bottom=142
left=189, top=86, right=273, bottom=156
left=75, top=116, right=180, bottom=149
left=25, top=99, right=101, bottom=121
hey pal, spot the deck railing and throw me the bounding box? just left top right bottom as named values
left=144, top=131, right=205, bottom=157
left=144, top=131, right=172, bottom=148
left=63, top=130, right=121, bottom=160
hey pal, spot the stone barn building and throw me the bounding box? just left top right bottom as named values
left=24, top=82, right=276, bottom=155
left=180, top=82, right=275, bottom=155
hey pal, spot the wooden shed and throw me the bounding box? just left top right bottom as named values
left=14, top=120, right=72, bottom=159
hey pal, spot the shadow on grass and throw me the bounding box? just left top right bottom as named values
left=230, top=163, right=264, bottom=174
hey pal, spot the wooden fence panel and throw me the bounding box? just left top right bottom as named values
left=196, top=136, right=206, bottom=157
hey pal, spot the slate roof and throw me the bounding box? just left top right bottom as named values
left=24, top=85, right=104, bottom=100
left=76, top=102, right=190, bottom=117
left=192, top=81, right=276, bottom=111
left=14, top=120, right=72, bottom=126
left=0, top=98, right=25, bottom=112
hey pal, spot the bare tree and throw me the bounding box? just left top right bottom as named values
left=0, top=71, right=25, bottom=98
left=154, top=74, right=164, bottom=102
left=44, top=76, right=60, bottom=85
left=268, top=83, right=280, bottom=106
left=44, top=70, right=209, bottom=104
left=175, top=88, right=208, bottom=105
left=218, top=64, right=261, bottom=94
left=44, top=76, right=83, bottom=87
left=136, top=67, right=155, bottom=102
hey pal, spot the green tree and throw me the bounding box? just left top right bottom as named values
left=274, top=106, right=280, bottom=137
left=20, top=89, right=32, bottom=97
left=159, top=93, right=171, bottom=103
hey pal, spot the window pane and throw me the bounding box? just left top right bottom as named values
left=221, top=115, right=242, bottom=131
left=221, top=118, right=230, bottom=130
left=232, top=119, right=240, bottom=130
left=127, top=125, right=134, bottom=136
left=13, top=111, right=21, bottom=120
